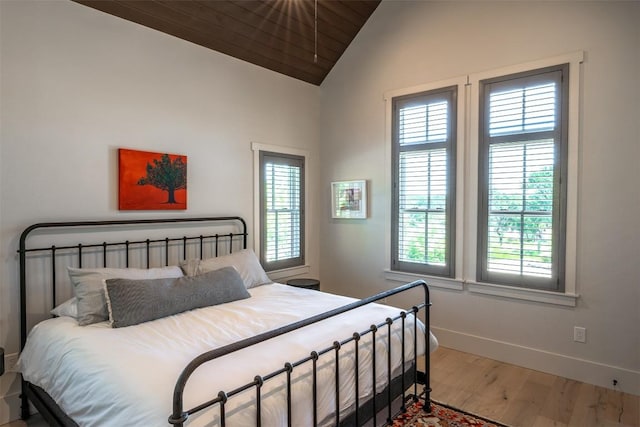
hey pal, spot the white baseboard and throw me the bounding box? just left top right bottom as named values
left=432, top=326, right=640, bottom=397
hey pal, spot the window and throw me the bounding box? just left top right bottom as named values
left=391, top=87, right=457, bottom=277
left=259, top=151, right=305, bottom=271
left=385, top=53, right=581, bottom=304
left=477, top=65, right=568, bottom=291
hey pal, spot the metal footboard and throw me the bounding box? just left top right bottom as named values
left=168, top=280, right=431, bottom=427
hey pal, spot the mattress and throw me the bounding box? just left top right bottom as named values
left=20, top=283, right=437, bottom=426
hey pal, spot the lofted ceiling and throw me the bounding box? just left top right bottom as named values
left=73, top=0, right=382, bottom=86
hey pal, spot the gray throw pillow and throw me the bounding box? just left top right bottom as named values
left=68, top=266, right=184, bottom=326
left=105, top=266, right=250, bottom=328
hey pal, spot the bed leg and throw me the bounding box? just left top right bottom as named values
left=415, top=371, right=432, bottom=413
left=423, top=385, right=432, bottom=413
left=423, top=357, right=432, bottom=413
left=21, top=379, right=31, bottom=420
left=424, top=350, right=432, bottom=413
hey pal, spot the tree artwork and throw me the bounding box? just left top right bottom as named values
left=137, top=154, right=187, bottom=204
left=118, top=148, right=187, bottom=210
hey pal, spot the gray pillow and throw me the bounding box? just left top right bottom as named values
left=104, top=266, right=250, bottom=328
left=68, top=266, right=184, bottom=326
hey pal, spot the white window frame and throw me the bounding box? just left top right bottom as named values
left=384, top=52, right=583, bottom=306
left=252, top=142, right=310, bottom=280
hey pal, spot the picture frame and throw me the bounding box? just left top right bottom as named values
left=118, top=148, right=187, bottom=210
left=331, top=180, right=367, bottom=219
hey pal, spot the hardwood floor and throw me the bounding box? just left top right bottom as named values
left=3, top=347, right=638, bottom=426
left=429, top=347, right=639, bottom=427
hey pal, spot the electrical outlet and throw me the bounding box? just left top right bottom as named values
left=573, top=326, right=586, bottom=343
left=4, top=352, right=20, bottom=373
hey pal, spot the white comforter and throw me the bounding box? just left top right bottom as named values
left=20, top=283, right=437, bottom=427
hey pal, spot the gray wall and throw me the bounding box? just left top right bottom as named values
left=319, top=0, right=639, bottom=394
left=0, top=0, right=320, bottom=421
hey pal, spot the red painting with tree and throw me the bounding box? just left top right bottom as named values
left=118, top=148, right=187, bottom=210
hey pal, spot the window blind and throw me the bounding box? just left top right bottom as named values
left=487, top=140, right=554, bottom=277
left=398, top=149, right=447, bottom=266
left=489, top=83, right=556, bottom=136
left=399, top=102, right=448, bottom=145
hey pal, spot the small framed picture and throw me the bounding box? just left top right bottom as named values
left=331, top=180, right=367, bottom=219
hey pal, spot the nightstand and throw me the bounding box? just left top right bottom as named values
left=286, top=278, right=320, bottom=291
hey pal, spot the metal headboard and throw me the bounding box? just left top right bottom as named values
left=18, top=216, right=248, bottom=352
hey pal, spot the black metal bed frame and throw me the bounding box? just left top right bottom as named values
left=18, top=216, right=432, bottom=426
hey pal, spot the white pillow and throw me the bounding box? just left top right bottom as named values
left=50, top=297, right=78, bottom=319
left=68, top=266, right=184, bottom=326
left=179, top=249, right=271, bottom=289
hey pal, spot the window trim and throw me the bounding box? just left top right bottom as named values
left=467, top=52, right=582, bottom=299
left=384, top=76, right=468, bottom=283
left=252, top=142, right=310, bottom=279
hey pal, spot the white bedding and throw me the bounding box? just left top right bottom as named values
left=20, top=283, right=437, bottom=427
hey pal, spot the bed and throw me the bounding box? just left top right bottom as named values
left=17, top=216, right=436, bottom=426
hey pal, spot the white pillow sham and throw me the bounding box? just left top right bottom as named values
left=50, top=297, right=78, bottom=319
left=179, top=249, right=271, bottom=289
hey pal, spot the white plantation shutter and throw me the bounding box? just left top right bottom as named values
left=399, top=102, right=448, bottom=144
left=392, top=88, right=456, bottom=277
left=487, top=140, right=554, bottom=277
left=489, top=83, right=557, bottom=136
left=479, top=66, right=567, bottom=290
left=260, top=152, right=304, bottom=271
left=398, top=149, right=447, bottom=266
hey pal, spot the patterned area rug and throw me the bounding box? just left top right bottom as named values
left=391, top=399, right=509, bottom=427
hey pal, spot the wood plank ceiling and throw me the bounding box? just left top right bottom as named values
left=73, top=0, right=381, bottom=86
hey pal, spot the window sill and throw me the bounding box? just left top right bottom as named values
left=267, top=265, right=311, bottom=282
left=466, top=281, right=579, bottom=307
left=384, top=270, right=579, bottom=307
left=384, top=270, right=464, bottom=291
